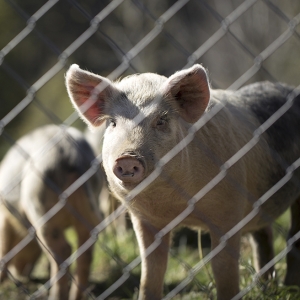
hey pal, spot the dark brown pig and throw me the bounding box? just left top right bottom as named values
left=66, top=64, right=300, bottom=300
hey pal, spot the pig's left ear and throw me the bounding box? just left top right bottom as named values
left=161, top=64, right=210, bottom=123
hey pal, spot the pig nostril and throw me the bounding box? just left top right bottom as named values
left=117, top=166, right=123, bottom=173
left=133, top=166, right=139, bottom=172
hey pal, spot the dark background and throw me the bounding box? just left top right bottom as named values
left=1, top=0, right=300, bottom=158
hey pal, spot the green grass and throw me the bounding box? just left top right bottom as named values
left=1, top=211, right=300, bottom=299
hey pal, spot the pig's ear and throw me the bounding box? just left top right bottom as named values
left=66, top=64, right=117, bottom=127
left=162, top=64, right=210, bottom=123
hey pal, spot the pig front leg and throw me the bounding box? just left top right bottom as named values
left=69, top=185, right=101, bottom=300
left=285, top=196, right=300, bottom=287
left=210, top=231, right=241, bottom=300
left=69, top=227, right=94, bottom=300
left=131, top=214, right=171, bottom=300
left=37, top=224, right=72, bottom=300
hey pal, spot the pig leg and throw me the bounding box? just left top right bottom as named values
left=69, top=222, right=97, bottom=300
left=131, top=214, right=171, bottom=300
left=285, top=197, right=300, bottom=287
left=249, top=226, right=274, bottom=279
left=68, top=228, right=94, bottom=300
left=9, top=239, right=41, bottom=281
left=37, top=225, right=72, bottom=300
left=69, top=187, right=100, bottom=300
left=0, top=206, right=41, bottom=282
left=0, top=220, right=41, bottom=283
left=21, top=173, right=72, bottom=299
left=210, top=231, right=241, bottom=300
left=0, top=212, right=13, bottom=282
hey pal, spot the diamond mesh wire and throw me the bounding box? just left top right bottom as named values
left=1, top=0, right=300, bottom=299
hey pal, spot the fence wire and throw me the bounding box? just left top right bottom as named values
left=0, top=0, right=300, bottom=299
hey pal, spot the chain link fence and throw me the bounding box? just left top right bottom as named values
left=1, top=0, right=300, bottom=299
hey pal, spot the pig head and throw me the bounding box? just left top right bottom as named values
left=66, top=65, right=210, bottom=201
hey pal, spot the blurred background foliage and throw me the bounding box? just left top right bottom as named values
left=0, top=0, right=300, bottom=156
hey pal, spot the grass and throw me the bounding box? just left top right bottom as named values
left=1, top=210, right=300, bottom=299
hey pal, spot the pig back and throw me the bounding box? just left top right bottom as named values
left=0, top=125, right=102, bottom=211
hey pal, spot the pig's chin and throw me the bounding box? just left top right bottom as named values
left=116, top=178, right=140, bottom=191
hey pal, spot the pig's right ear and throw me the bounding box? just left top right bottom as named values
left=65, top=64, right=117, bottom=128
left=161, top=64, right=210, bottom=123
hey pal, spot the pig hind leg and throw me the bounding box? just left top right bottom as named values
left=285, top=197, right=300, bottom=286
left=9, top=239, right=41, bottom=282
left=0, top=211, right=41, bottom=282
left=249, top=225, right=274, bottom=279
left=0, top=212, right=14, bottom=282
left=22, top=173, right=72, bottom=300
left=9, top=239, right=41, bottom=281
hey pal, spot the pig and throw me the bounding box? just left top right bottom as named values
left=0, top=124, right=103, bottom=300
left=66, top=63, right=300, bottom=300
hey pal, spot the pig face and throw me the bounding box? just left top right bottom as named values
left=66, top=64, right=210, bottom=198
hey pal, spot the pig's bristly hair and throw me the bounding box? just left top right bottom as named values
left=115, top=73, right=167, bottom=107
left=162, top=93, right=181, bottom=114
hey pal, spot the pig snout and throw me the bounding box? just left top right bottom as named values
left=113, top=156, right=145, bottom=184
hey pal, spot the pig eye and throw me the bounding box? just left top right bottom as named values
left=109, top=118, right=116, bottom=127
left=156, top=116, right=167, bottom=126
